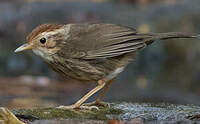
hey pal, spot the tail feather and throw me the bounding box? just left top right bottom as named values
left=141, top=32, right=199, bottom=45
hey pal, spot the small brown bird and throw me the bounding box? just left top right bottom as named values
left=15, top=23, right=198, bottom=109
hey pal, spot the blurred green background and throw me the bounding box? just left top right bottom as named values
left=0, top=0, right=200, bottom=108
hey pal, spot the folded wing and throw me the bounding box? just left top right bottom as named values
left=61, top=24, right=150, bottom=59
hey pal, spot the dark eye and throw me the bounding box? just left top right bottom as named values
left=40, top=38, right=46, bottom=44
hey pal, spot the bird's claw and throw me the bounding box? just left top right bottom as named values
left=56, top=105, right=99, bottom=110
left=79, top=105, right=99, bottom=110
left=56, top=101, right=109, bottom=110
left=56, top=105, right=76, bottom=109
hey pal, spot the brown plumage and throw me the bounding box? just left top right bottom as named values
left=15, top=23, right=198, bottom=109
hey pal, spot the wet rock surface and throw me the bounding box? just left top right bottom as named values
left=114, top=103, right=200, bottom=121
left=11, top=103, right=200, bottom=123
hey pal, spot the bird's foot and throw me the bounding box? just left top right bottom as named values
left=56, top=105, right=77, bottom=109
left=79, top=105, right=99, bottom=110
left=83, top=101, right=110, bottom=108
left=56, top=104, right=99, bottom=110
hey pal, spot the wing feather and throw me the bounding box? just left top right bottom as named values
left=85, top=41, right=145, bottom=59
left=59, top=24, right=147, bottom=59
left=82, top=25, right=147, bottom=59
left=85, top=44, right=145, bottom=59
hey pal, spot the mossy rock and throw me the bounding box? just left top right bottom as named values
left=13, top=103, right=122, bottom=121
left=8, top=102, right=200, bottom=123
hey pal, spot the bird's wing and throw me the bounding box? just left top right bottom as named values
left=58, top=24, right=149, bottom=59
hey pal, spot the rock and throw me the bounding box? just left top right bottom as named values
left=11, top=102, right=200, bottom=123
left=0, top=103, right=200, bottom=123
left=0, top=107, right=24, bottom=124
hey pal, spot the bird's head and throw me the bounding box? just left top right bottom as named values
left=15, top=24, right=69, bottom=60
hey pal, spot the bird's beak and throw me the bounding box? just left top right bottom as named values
left=14, top=43, right=33, bottom=53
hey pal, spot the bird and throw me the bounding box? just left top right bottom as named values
left=14, top=23, right=198, bottom=110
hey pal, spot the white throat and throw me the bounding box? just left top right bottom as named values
left=32, top=49, right=53, bottom=61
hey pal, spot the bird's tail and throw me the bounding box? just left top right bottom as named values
left=141, top=32, right=199, bottom=45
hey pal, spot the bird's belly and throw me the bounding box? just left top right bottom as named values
left=50, top=64, right=124, bottom=82
left=47, top=52, right=134, bottom=82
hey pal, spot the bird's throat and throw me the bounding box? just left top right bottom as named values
left=32, top=49, right=53, bottom=61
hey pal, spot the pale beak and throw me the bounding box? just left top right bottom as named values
left=14, top=43, right=33, bottom=53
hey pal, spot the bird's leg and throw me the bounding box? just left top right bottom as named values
left=57, top=79, right=106, bottom=110
left=83, top=79, right=114, bottom=107
left=95, top=79, right=114, bottom=106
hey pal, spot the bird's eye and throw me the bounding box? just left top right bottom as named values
left=40, top=38, right=46, bottom=44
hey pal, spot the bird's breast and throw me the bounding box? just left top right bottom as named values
left=47, top=56, right=105, bottom=82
